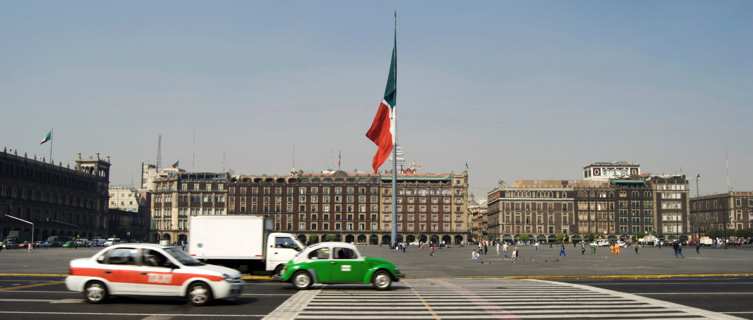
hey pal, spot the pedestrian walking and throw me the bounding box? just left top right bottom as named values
left=695, top=242, right=701, bottom=254
left=677, top=243, right=684, bottom=258
left=559, top=244, right=566, bottom=256
left=581, top=242, right=586, bottom=255
left=615, top=244, right=620, bottom=255
left=635, top=243, right=640, bottom=254
left=535, top=241, right=540, bottom=252
left=483, top=242, right=488, bottom=255
left=503, top=242, right=508, bottom=258
left=496, top=242, right=500, bottom=256
left=472, top=249, right=478, bottom=261
left=430, top=244, right=435, bottom=256
left=512, top=244, right=519, bottom=259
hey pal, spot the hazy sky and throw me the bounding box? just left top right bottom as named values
left=2, top=1, right=751, bottom=197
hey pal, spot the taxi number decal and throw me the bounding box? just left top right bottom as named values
left=341, top=265, right=351, bottom=272
left=147, top=273, right=173, bottom=284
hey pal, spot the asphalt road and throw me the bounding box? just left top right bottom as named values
left=1, top=245, right=751, bottom=319
left=0, top=275, right=294, bottom=320
left=562, top=277, right=753, bottom=319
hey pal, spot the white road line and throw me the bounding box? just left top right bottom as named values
left=535, top=279, right=746, bottom=320
left=263, top=289, right=320, bottom=320
left=0, top=311, right=264, bottom=317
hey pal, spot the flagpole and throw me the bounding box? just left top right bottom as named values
left=49, top=128, right=53, bottom=164
left=390, top=10, right=398, bottom=248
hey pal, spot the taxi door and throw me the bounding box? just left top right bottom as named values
left=101, top=247, right=142, bottom=294
left=305, top=247, right=332, bottom=282
left=329, top=247, right=363, bottom=282
left=136, top=249, right=180, bottom=295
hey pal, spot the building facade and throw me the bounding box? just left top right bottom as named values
left=486, top=170, right=690, bottom=243
left=150, top=172, right=229, bottom=244
left=1, top=150, right=110, bottom=242
left=690, top=191, right=753, bottom=236
left=486, top=180, right=574, bottom=243
left=150, top=169, right=470, bottom=246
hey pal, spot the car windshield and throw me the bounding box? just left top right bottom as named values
left=164, top=247, right=205, bottom=266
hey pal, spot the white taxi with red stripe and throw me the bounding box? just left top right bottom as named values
left=66, top=243, right=243, bottom=306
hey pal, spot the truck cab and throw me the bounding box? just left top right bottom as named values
left=267, top=233, right=305, bottom=274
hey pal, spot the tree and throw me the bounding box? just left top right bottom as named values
left=519, top=234, right=529, bottom=243
left=325, top=234, right=337, bottom=242
left=556, top=233, right=565, bottom=243
left=308, top=234, right=318, bottom=245
left=587, top=232, right=595, bottom=242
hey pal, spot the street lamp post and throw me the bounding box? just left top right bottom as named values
left=695, top=174, right=700, bottom=239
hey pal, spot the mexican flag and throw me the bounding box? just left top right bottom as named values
left=366, top=39, right=397, bottom=174
left=40, top=131, right=52, bottom=145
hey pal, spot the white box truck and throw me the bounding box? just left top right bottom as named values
left=188, top=215, right=304, bottom=274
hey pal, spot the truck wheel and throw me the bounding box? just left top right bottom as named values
left=187, top=282, right=213, bottom=306
left=272, top=264, right=283, bottom=276
left=84, top=281, right=108, bottom=304
left=372, top=270, right=392, bottom=290
left=292, top=271, right=312, bottom=289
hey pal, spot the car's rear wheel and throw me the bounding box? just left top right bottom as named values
left=187, top=282, right=213, bottom=306
left=292, top=270, right=312, bottom=289
left=372, top=270, right=392, bottom=290
left=84, top=281, right=108, bottom=304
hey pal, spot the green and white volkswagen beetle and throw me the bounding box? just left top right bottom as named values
left=276, top=242, right=403, bottom=290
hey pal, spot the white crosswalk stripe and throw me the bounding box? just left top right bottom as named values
left=265, top=278, right=743, bottom=320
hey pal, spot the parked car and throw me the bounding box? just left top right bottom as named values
left=4, top=240, right=18, bottom=249
left=276, top=242, right=403, bottom=290
left=103, top=238, right=121, bottom=247
left=65, top=243, right=242, bottom=306
left=35, top=241, right=49, bottom=248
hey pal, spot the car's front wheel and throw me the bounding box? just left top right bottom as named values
left=292, top=271, right=312, bottom=289
left=84, top=281, right=108, bottom=304
left=372, top=270, right=392, bottom=290
left=187, top=282, right=213, bottom=306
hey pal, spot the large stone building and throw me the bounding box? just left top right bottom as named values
left=107, top=186, right=151, bottom=241
left=690, top=191, right=753, bottom=236
left=486, top=164, right=690, bottom=243
left=486, top=180, right=574, bottom=243
left=150, top=169, right=470, bottom=246
left=1, top=150, right=111, bottom=242
left=150, top=172, right=229, bottom=244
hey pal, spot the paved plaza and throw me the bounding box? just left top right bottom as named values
left=1, top=243, right=752, bottom=278
left=357, top=243, right=753, bottom=278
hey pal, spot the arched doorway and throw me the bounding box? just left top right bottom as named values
left=357, top=235, right=366, bottom=243
left=572, top=234, right=582, bottom=244
left=381, top=235, right=391, bottom=244
left=454, top=235, right=463, bottom=245
left=297, top=234, right=307, bottom=244
left=419, top=235, right=428, bottom=243
left=503, top=234, right=512, bottom=243
left=369, top=235, right=379, bottom=245
left=177, top=234, right=188, bottom=246
left=441, top=235, right=451, bottom=245
left=396, top=235, right=404, bottom=243
left=430, top=235, right=439, bottom=244
left=162, top=233, right=172, bottom=244
left=345, top=234, right=355, bottom=243
left=548, top=234, right=556, bottom=243
left=406, top=235, right=416, bottom=243
left=537, top=234, right=546, bottom=243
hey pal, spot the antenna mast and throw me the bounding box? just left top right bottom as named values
left=156, top=134, right=162, bottom=169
